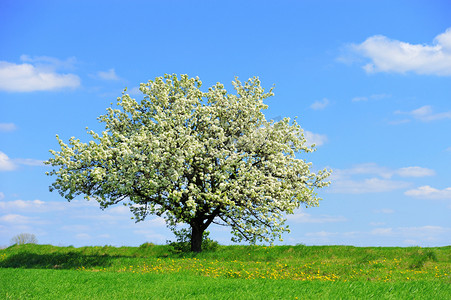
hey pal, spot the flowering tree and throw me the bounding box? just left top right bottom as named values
left=46, top=74, right=330, bottom=252
left=10, top=233, right=38, bottom=245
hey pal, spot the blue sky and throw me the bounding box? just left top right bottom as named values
left=1, top=0, right=450, bottom=247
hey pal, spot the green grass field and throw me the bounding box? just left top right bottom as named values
left=1, top=244, right=450, bottom=299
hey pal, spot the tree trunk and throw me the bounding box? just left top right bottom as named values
left=190, top=223, right=204, bottom=253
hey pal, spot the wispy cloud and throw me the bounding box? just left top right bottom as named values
left=0, top=199, right=67, bottom=213
left=75, top=233, right=92, bottom=240
left=396, top=166, right=436, bottom=177
left=328, top=163, right=434, bottom=194
left=14, top=158, right=45, bottom=167
left=405, top=185, right=451, bottom=200
left=0, top=151, right=45, bottom=171
left=369, top=222, right=386, bottom=226
left=127, top=87, right=141, bottom=97
left=0, top=56, right=80, bottom=92
left=370, top=227, right=393, bottom=236
left=371, top=226, right=450, bottom=241
left=20, top=54, right=77, bottom=70
left=395, top=105, right=451, bottom=122
left=97, top=68, right=120, bottom=81
left=304, top=131, right=328, bottom=147
left=20, top=55, right=77, bottom=70
left=286, top=209, right=347, bottom=223
left=352, top=96, right=368, bottom=102
left=0, top=123, right=17, bottom=132
left=0, top=214, right=36, bottom=224
left=352, top=94, right=391, bottom=102
left=61, top=225, right=92, bottom=232
left=348, top=27, right=451, bottom=76
left=303, top=226, right=450, bottom=246
left=310, top=98, right=329, bottom=110
left=0, top=199, right=44, bottom=210
left=329, top=177, right=411, bottom=194
left=373, top=209, right=395, bottom=214
left=305, top=231, right=338, bottom=238
left=333, top=163, right=392, bottom=179
left=332, top=163, right=434, bottom=179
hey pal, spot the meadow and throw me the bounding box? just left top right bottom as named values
left=1, top=243, right=450, bottom=299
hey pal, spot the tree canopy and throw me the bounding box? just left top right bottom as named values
left=46, top=74, right=330, bottom=252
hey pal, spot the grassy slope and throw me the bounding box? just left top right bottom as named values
left=1, top=244, right=450, bottom=299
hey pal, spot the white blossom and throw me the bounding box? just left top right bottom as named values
left=46, top=74, right=331, bottom=249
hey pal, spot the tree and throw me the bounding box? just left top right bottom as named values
left=11, top=233, right=38, bottom=245
left=46, top=74, right=330, bottom=252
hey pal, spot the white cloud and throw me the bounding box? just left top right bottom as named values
left=0, top=192, right=4, bottom=200
left=106, top=205, right=130, bottom=215
left=403, top=239, right=418, bottom=246
left=0, top=199, right=44, bottom=209
left=0, top=151, right=16, bottom=171
left=304, top=131, right=327, bottom=147
left=405, top=185, right=451, bottom=200
left=97, top=68, right=119, bottom=80
left=128, top=87, right=141, bottom=97
left=352, top=94, right=391, bottom=102
left=350, top=27, right=451, bottom=76
left=410, top=106, right=433, bottom=118
left=76, top=233, right=92, bottom=240
left=19, top=55, right=77, bottom=70
left=310, top=98, right=329, bottom=110
left=370, top=226, right=450, bottom=241
left=68, top=199, right=99, bottom=208
left=305, top=231, right=337, bottom=237
left=133, top=217, right=170, bottom=244
left=330, top=177, right=411, bottom=194
left=352, top=96, right=368, bottom=102
left=302, top=231, right=360, bottom=243
left=132, top=230, right=168, bottom=244
left=0, top=199, right=67, bottom=213
left=369, top=222, right=386, bottom=226
left=286, top=210, right=347, bottom=223
left=14, top=158, right=45, bottom=167
left=396, top=166, right=435, bottom=177
left=0, top=151, right=46, bottom=171
left=0, top=57, right=80, bottom=92
left=370, top=94, right=391, bottom=100
left=398, top=225, right=449, bottom=237
left=395, top=105, right=451, bottom=122
left=374, top=209, right=395, bottom=214
left=328, top=163, right=434, bottom=194
left=332, top=163, right=435, bottom=180
left=333, top=163, right=393, bottom=179
left=302, top=226, right=451, bottom=246
left=134, top=217, right=167, bottom=228
left=0, top=123, right=17, bottom=132
left=0, top=214, right=32, bottom=224
left=371, top=227, right=393, bottom=236
left=61, top=225, right=91, bottom=232
left=388, top=119, right=411, bottom=125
